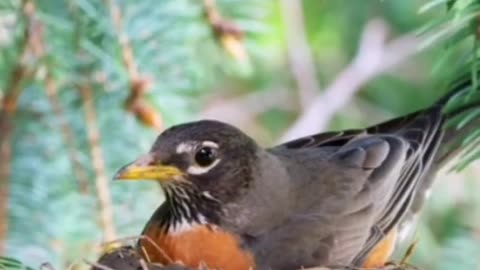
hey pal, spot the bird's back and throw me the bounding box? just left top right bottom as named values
left=249, top=100, right=450, bottom=269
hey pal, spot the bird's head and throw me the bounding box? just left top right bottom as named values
left=114, top=120, right=260, bottom=209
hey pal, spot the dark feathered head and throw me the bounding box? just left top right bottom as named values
left=114, top=120, right=259, bottom=208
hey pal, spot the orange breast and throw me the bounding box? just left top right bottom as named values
left=140, top=224, right=255, bottom=270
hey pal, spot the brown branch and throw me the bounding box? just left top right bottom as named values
left=44, top=73, right=90, bottom=194
left=103, top=0, right=162, bottom=131
left=26, top=1, right=90, bottom=194
left=0, top=0, right=38, bottom=255
left=104, top=0, right=137, bottom=79
left=280, top=0, right=320, bottom=108
left=0, top=105, right=12, bottom=257
left=202, top=0, right=247, bottom=62
left=79, top=85, right=117, bottom=242
left=279, top=19, right=421, bottom=142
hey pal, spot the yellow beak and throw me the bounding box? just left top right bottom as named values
left=114, top=154, right=182, bottom=181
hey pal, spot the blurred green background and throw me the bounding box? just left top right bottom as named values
left=0, top=0, right=479, bottom=269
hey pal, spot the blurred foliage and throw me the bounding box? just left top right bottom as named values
left=0, top=256, right=34, bottom=270
left=0, top=0, right=479, bottom=269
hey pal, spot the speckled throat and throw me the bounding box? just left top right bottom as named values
left=158, top=181, right=224, bottom=232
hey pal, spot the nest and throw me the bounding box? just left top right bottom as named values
left=90, top=245, right=419, bottom=270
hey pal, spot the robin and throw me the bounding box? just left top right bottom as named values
left=114, top=77, right=479, bottom=270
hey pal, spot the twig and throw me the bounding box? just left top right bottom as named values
left=279, top=19, right=421, bottom=142
left=28, top=1, right=90, bottom=194
left=44, top=72, right=90, bottom=194
left=280, top=0, right=320, bottom=108
left=0, top=0, right=37, bottom=255
left=84, top=259, right=116, bottom=270
left=139, top=258, right=150, bottom=270
left=400, top=239, right=418, bottom=265
left=103, top=0, right=162, bottom=131
left=79, top=85, right=117, bottom=242
left=104, top=0, right=137, bottom=79
left=100, top=234, right=173, bottom=262
left=202, top=0, right=247, bottom=62
left=138, top=235, right=173, bottom=264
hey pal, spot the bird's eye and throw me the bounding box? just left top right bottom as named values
left=194, top=146, right=217, bottom=167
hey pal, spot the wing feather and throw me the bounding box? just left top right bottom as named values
left=269, top=106, right=445, bottom=266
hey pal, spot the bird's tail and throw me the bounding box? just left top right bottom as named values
left=390, top=74, right=480, bottom=245
left=366, top=74, right=480, bottom=169
left=432, top=76, right=480, bottom=168
left=352, top=73, right=480, bottom=266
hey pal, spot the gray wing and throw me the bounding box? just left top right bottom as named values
left=252, top=107, right=444, bottom=270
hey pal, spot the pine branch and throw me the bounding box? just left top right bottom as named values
left=202, top=0, right=247, bottom=62
left=0, top=0, right=38, bottom=255
left=420, top=0, right=480, bottom=170
left=104, top=0, right=162, bottom=131
left=44, top=72, right=90, bottom=194
left=279, top=19, right=420, bottom=142
left=25, top=0, right=91, bottom=194
left=79, top=84, right=117, bottom=242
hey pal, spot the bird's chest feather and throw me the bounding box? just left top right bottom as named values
left=141, top=223, right=255, bottom=270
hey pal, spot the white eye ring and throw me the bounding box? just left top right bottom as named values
left=201, top=141, right=219, bottom=149
left=175, top=141, right=221, bottom=175
left=187, top=141, right=220, bottom=175
left=187, top=158, right=221, bottom=175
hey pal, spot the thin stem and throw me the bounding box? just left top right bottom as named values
left=279, top=19, right=420, bottom=142
left=44, top=72, right=90, bottom=194
left=79, top=85, right=117, bottom=242
left=0, top=0, right=37, bottom=254
left=103, top=0, right=162, bottom=130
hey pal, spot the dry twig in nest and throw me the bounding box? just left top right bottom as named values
left=88, top=243, right=421, bottom=270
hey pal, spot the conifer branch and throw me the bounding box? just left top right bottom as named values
left=79, top=84, right=117, bottom=242
left=104, top=0, right=162, bottom=131
left=27, top=0, right=91, bottom=194
left=0, top=0, right=38, bottom=255
left=202, top=0, right=247, bottom=62
left=44, top=72, right=90, bottom=194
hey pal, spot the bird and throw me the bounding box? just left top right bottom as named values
left=114, top=76, right=480, bottom=270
